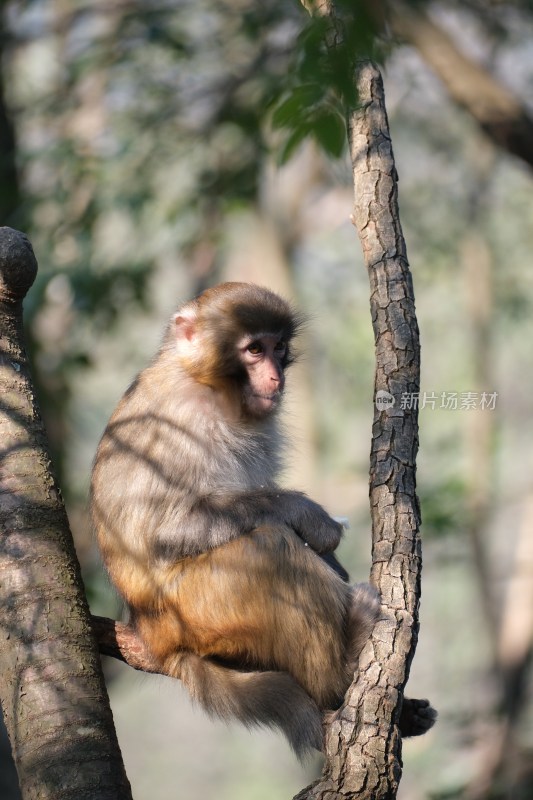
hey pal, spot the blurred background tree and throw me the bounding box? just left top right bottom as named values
left=0, top=1, right=532, bottom=798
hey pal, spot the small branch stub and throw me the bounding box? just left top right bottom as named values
left=0, top=227, right=38, bottom=305
left=91, top=616, right=159, bottom=673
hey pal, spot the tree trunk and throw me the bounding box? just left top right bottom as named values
left=294, top=60, right=422, bottom=800
left=0, top=227, right=132, bottom=800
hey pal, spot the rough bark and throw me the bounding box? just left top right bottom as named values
left=294, top=60, right=421, bottom=800
left=0, top=228, right=132, bottom=800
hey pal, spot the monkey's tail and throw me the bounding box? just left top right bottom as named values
left=165, top=650, right=323, bottom=759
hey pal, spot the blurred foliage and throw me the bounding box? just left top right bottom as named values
left=418, top=475, right=467, bottom=539
left=2, top=0, right=531, bottom=488
left=270, top=1, right=385, bottom=162
left=1, top=0, right=388, bottom=484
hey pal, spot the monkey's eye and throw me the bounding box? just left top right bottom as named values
left=247, top=341, right=263, bottom=355
left=274, top=340, right=286, bottom=353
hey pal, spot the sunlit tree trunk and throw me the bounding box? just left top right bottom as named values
left=0, top=228, right=132, bottom=800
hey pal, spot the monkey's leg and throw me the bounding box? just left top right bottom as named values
left=159, top=526, right=356, bottom=710
left=134, top=530, right=336, bottom=758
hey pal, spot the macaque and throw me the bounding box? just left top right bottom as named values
left=91, top=281, right=433, bottom=758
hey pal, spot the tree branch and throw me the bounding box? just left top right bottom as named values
left=90, top=615, right=159, bottom=673
left=296, top=6, right=423, bottom=797
left=304, top=59, right=421, bottom=800
left=388, top=2, right=533, bottom=170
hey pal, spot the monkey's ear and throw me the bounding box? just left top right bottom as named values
left=173, top=310, right=197, bottom=343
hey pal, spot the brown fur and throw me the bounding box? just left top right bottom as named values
left=91, top=283, right=380, bottom=758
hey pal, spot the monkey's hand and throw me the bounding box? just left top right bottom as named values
left=282, top=491, right=344, bottom=554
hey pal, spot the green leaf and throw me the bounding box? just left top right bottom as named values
left=312, top=108, right=346, bottom=157
left=277, top=124, right=311, bottom=165
left=271, top=84, right=326, bottom=130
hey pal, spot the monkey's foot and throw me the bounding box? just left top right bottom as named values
left=399, top=697, right=437, bottom=737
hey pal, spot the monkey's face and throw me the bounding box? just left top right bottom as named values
left=170, top=283, right=300, bottom=422
left=238, top=334, right=287, bottom=419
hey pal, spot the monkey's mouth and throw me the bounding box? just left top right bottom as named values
left=249, top=393, right=281, bottom=415
left=253, top=393, right=281, bottom=404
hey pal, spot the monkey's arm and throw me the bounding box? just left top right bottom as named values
left=155, top=489, right=343, bottom=559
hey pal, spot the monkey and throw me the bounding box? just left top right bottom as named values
left=91, top=281, right=435, bottom=758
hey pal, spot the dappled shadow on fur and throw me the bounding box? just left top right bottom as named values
left=90, top=285, right=385, bottom=757
left=91, top=397, right=382, bottom=756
